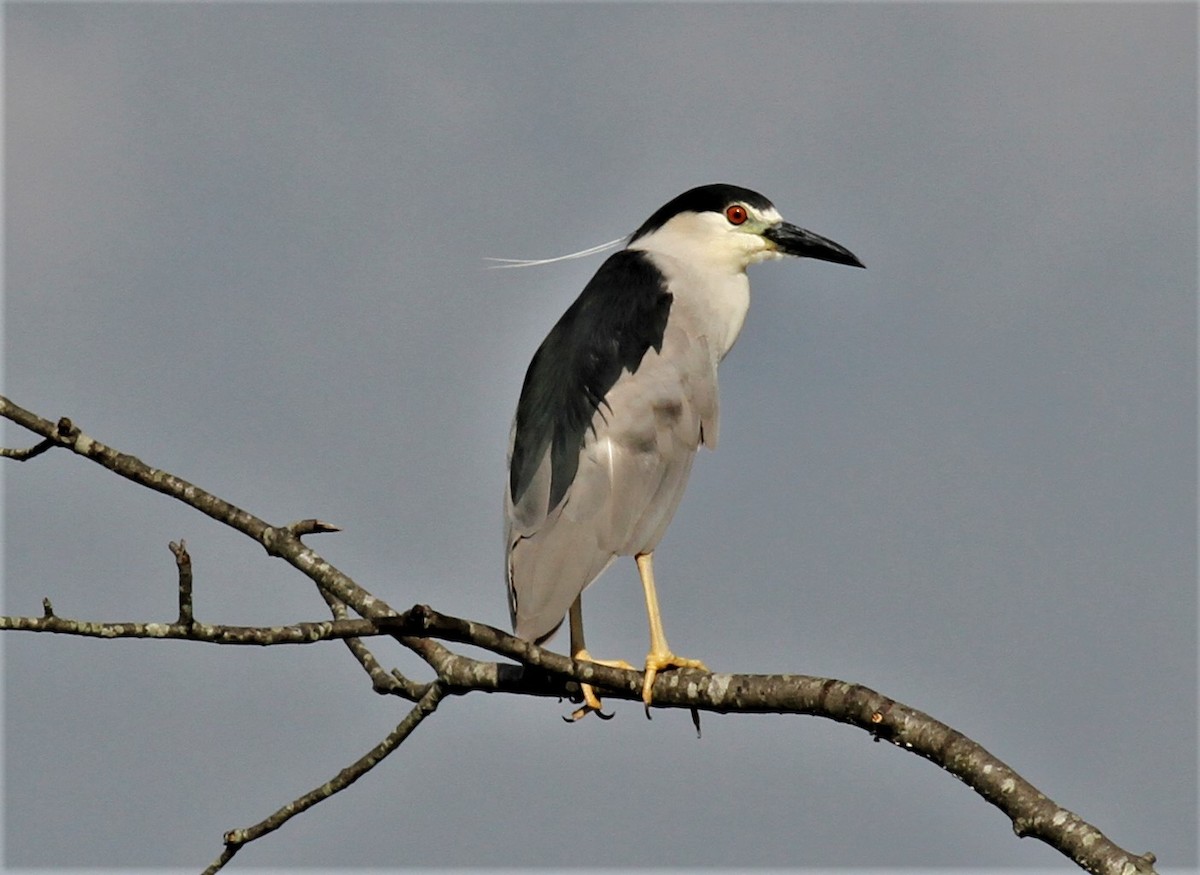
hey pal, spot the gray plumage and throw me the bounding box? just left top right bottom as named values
left=503, top=184, right=863, bottom=688
left=506, top=262, right=719, bottom=642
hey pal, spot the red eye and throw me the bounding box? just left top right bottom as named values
left=725, top=204, right=748, bottom=225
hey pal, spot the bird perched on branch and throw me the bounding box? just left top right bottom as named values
left=503, top=183, right=864, bottom=720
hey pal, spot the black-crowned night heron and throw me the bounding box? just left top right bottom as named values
left=504, top=183, right=864, bottom=719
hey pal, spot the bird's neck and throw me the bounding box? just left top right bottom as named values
left=649, top=251, right=751, bottom=361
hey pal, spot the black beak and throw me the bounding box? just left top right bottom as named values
left=764, top=222, right=865, bottom=268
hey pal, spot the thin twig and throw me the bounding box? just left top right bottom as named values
left=205, top=682, right=447, bottom=873
left=0, top=435, right=56, bottom=460
left=317, top=588, right=431, bottom=700
left=170, top=540, right=194, bottom=627
left=286, top=518, right=342, bottom=537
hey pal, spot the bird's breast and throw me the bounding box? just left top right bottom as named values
left=643, top=253, right=751, bottom=362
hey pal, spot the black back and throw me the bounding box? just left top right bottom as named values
left=510, top=249, right=673, bottom=513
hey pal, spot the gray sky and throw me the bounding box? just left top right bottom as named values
left=3, top=3, right=1196, bottom=872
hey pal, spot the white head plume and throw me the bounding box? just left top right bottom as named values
left=485, top=235, right=625, bottom=269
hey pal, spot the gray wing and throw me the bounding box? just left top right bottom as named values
left=505, top=316, right=719, bottom=644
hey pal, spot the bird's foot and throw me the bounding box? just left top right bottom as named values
left=564, top=650, right=635, bottom=722
left=642, top=651, right=709, bottom=709
left=565, top=682, right=615, bottom=722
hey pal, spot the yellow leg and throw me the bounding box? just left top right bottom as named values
left=636, top=552, right=708, bottom=707
left=566, top=596, right=633, bottom=722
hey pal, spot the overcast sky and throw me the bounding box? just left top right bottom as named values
left=3, top=3, right=1196, bottom=872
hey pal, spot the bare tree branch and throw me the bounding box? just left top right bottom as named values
left=203, top=681, right=447, bottom=874
left=0, top=606, right=380, bottom=644
left=0, top=394, right=1161, bottom=875
left=0, top=397, right=388, bottom=622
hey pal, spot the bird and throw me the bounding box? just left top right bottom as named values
left=503, top=183, right=864, bottom=720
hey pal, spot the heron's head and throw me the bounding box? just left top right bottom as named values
left=627, top=183, right=864, bottom=274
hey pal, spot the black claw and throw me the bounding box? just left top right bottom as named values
left=564, top=705, right=615, bottom=723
